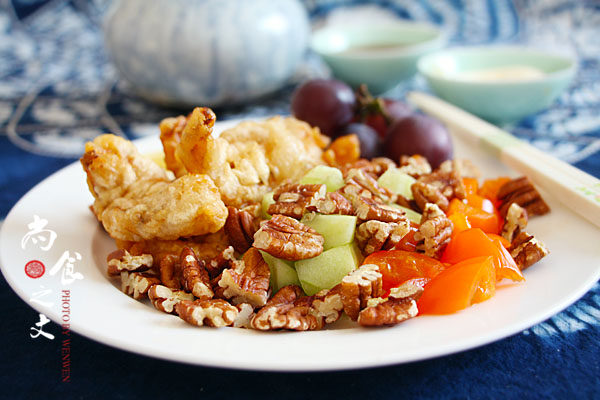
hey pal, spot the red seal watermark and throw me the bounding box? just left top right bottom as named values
left=25, top=260, right=45, bottom=279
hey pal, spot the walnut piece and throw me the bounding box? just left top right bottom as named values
left=306, top=191, right=353, bottom=215
left=180, top=247, right=213, bottom=299
left=357, top=283, right=423, bottom=327
left=120, top=271, right=161, bottom=300
left=343, top=168, right=396, bottom=204
left=411, top=181, right=449, bottom=212
left=233, top=303, right=255, bottom=328
left=341, top=264, right=383, bottom=321
left=510, top=231, right=549, bottom=270
left=253, top=214, right=324, bottom=261
left=251, top=285, right=323, bottom=331
left=352, top=196, right=406, bottom=223
left=224, top=206, right=258, bottom=253
left=217, top=248, right=270, bottom=307
left=502, top=203, right=528, bottom=242
left=398, top=155, right=432, bottom=178
left=268, top=183, right=327, bottom=219
left=106, top=249, right=152, bottom=276
left=414, top=203, right=453, bottom=258
left=148, top=284, right=194, bottom=314
left=497, top=176, right=550, bottom=217
left=356, top=219, right=411, bottom=255
left=175, top=299, right=238, bottom=328
left=311, top=284, right=344, bottom=324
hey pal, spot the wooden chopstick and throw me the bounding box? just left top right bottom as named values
left=407, top=91, right=600, bottom=228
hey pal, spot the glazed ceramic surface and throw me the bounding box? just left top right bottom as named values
left=104, top=0, right=310, bottom=106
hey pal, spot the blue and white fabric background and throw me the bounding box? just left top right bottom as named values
left=0, top=0, right=598, bottom=398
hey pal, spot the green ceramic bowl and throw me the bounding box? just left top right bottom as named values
left=311, top=21, right=444, bottom=94
left=418, top=46, right=576, bottom=124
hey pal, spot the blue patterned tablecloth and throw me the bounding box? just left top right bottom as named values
left=0, top=1, right=598, bottom=398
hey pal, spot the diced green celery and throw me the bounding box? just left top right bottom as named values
left=299, top=165, right=344, bottom=192
left=377, top=168, right=416, bottom=200
left=261, top=191, right=274, bottom=219
left=260, top=251, right=300, bottom=293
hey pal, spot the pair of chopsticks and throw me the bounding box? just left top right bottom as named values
left=407, top=92, right=600, bottom=229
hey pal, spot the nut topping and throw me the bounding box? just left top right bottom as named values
left=341, top=264, right=383, bottom=321
left=414, top=203, right=453, bottom=258
left=439, top=159, right=481, bottom=180
left=417, top=167, right=466, bottom=201
left=502, top=203, right=528, bottom=242
left=356, top=219, right=411, bottom=255
left=509, top=231, right=549, bottom=270
left=148, top=284, right=194, bottom=314
left=497, top=177, right=550, bottom=217
left=233, top=303, right=255, bottom=328
left=175, top=299, right=238, bottom=328
left=157, top=254, right=180, bottom=289
left=311, top=284, right=344, bottom=324
left=305, top=191, right=353, bottom=215
left=398, top=155, right=432, bottom=178
left=224, top=206, right=258, bottom=253
left=251, top=285, right=323, bottom=331
left=343, top=168, right=396, bottom=204
left=106, top=249, right=152, bottom=276
left=411, top=181, right=449, bottom=212
left=353, top=196, right=406, bottom=223
left=206, top=246, right=235, bottom=278
left=120, top=271, right=161, bottom=300
left=357, top=283, right=423, bottom=327
left=253, top=214, right=324, bottom=261
left=180, top=248, right=213, bottom=300
left=217, top=248, right=270, bottom=307
left=267, top=183, right=327, bottom=219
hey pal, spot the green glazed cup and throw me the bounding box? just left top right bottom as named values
left=418, top=46, right=576, bottom=124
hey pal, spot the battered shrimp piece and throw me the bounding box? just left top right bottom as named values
left=81, top=134, right=228, bottom=241
left=167, top=107, right=328, bottom=208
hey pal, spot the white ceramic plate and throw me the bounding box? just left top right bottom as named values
left=1, top=119, right=599, bottom=371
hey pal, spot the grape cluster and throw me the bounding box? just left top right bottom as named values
left=291, top=79, right=453, bottom=168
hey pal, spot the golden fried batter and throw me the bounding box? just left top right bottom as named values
left=81, top=134, right=227, bottom=241
left=163, top=107, right=328, bottom=208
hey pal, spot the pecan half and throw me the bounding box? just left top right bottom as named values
left=233, top=303, right=255, bottom=328
left=502, top=203, right=528, bottom=242
left=343, top=168, right=396, bottom=204
left=251, top=285, right=323, bottom=331
left=120, top=271, right=161, bottom=300
left=106, top=249, right=152, bottom=276
left=510, top=231, right=549, bottom=270
left=148, top=284, right=194, bottom=314
left=339, top=158, right=396, bottom=178
left=157, top=254, right=180, bottom=289
left=306, top=191, right=353, bottom=215
left=439, top=159, right=481, bottom=180
left=398, top=155, right=432, bottom=178
left=357, top=283, right=423, bottom=327
left=311, top=284, right=344, bottom=324
left=341, top=264, right=383, bottom=321
left=217, top=248, right=270, bottom=307
left=224, top=206, right=258, bottom=253
left=497, top=177, right=550, bottom=217
left=267, top=183, right=327, bottom=219
left=417, top=167, right=466, bottom=201
left=180, top=248, right=213, bottom=299
left=253, top=214, right=324, bottom=261
left=175, top=299, right=238, bottom=328
left=411, top=181, right=449, bottom=212
left=356, top=219, right=411, bottom=255
left=414, top=203, right=453, bottom=258
left=353, top=196, right=406, bottom=223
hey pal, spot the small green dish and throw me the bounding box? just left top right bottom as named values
left=418, top=46, right=576, bottom=124
left=311, top=21, right=444, bottom=94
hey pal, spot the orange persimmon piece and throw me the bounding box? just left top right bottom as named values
left=479, top=176, right=511, bottom=206
left=487, top=233, right=511, bottom=249
left=418, top=256, right=496, bottom=315
left=448, top=212, right=471, bottom=237
left=463, top=177, right=479, bottom=197
left=441, top=228, right=524, bottom=282
left=447, top=198, right=501, bottom=234
left=363, top=250, right=446, bottom=294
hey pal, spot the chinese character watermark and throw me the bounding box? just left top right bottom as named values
left=30, top=313, right=54, bottom=340
left=21, top=215, right=57, bottom=251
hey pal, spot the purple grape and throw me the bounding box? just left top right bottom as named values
left=383, top=114, right=453, bottom=168
left=337, top=123, right=382, bottom=159
left=291, top=79, right=356, bottom=136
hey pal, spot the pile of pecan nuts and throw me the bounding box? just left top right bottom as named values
left=107, top=155, right=549, bottom=331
